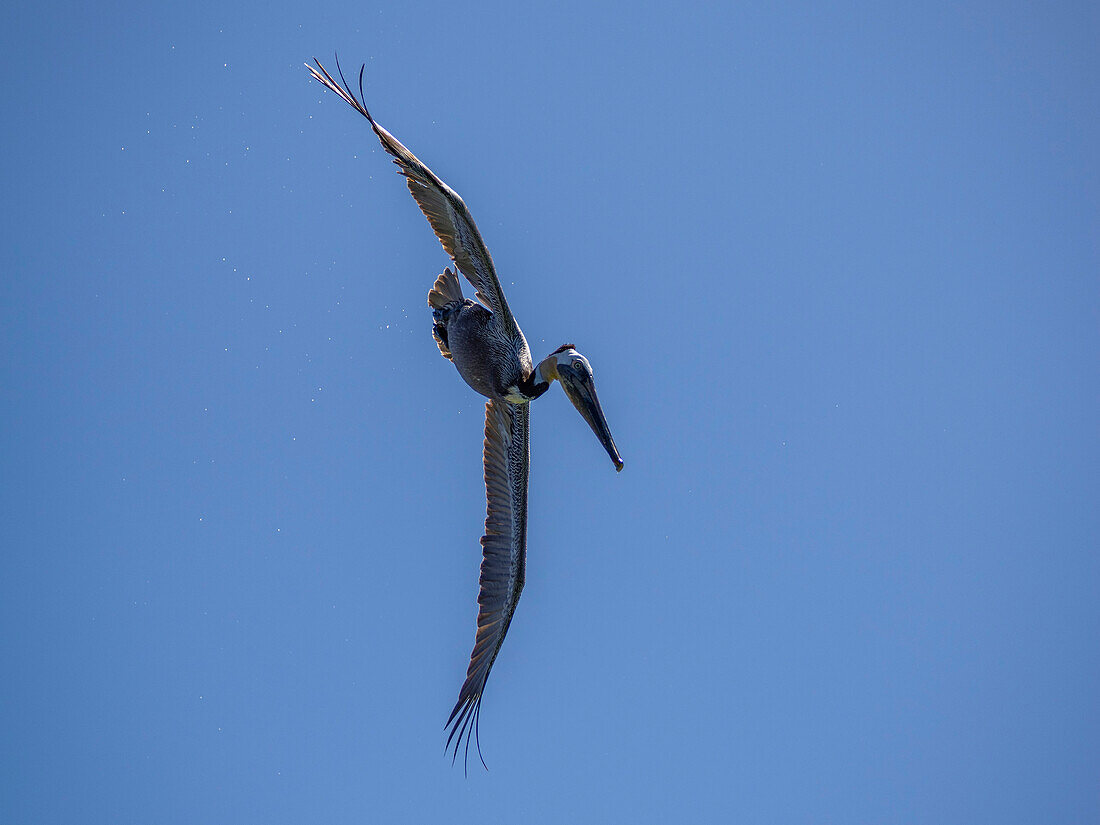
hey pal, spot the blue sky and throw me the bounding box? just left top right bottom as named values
left=2, top=1, right=1097, bottom=822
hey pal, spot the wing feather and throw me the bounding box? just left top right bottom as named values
left=306, top=58, right=519, bottom=337
left=445, top=399, right=529, bottom=772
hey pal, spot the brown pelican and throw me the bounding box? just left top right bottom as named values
left=306, top=59, right=623, bottom=770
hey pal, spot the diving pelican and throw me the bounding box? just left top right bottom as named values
left=306, top=59, right=623, bottom=769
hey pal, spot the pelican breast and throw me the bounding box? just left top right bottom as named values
left=445, top=302, right=533, bottom=400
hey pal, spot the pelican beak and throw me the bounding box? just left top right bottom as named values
left=559, top=366, right=624, bottom=472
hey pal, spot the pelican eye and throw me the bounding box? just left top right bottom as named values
left=572, top=359, right=585, bottom=373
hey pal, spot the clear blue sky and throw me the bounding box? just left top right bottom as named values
left=2, top=1, right=1097, bottom=822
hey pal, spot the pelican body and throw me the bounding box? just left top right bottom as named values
left=307, top=59, right=622, bottom=771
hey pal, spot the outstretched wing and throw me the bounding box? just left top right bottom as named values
left=446, top=398, right=530, bottom=772
left=306, top=58, right=520, bottom=338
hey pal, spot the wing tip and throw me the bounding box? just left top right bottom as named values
left=305, top=54, right=375, bottom=124
left=445, top=693, right=489, bottom=776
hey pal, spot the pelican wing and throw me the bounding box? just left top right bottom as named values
left=307, top=59, right=519, bottom=337
left=446, top=398, right=530, bottom=770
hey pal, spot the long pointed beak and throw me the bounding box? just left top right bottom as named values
left=560, top=367, right=624, bottom=472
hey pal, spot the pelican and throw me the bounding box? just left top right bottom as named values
left=306, top=59, right=623, bottom=769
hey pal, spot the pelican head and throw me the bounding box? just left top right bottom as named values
left=537, top=344, right=623, bottom=472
